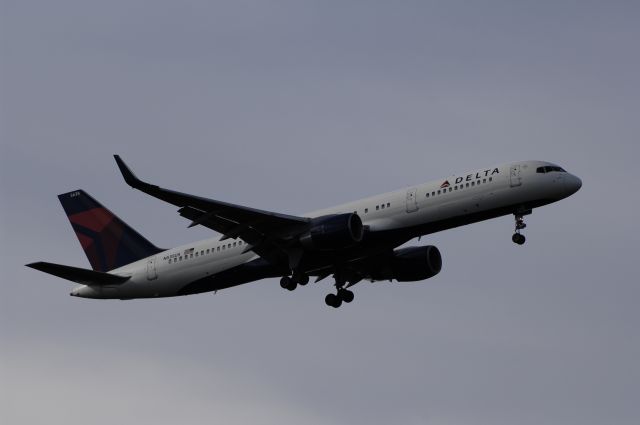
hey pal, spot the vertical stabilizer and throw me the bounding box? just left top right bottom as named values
left=58, top=190, right=163, bottom=271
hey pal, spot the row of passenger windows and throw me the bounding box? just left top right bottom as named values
left=167, top=240, right=244, bottom=264
left=352, top=202, right=391, bottom=215
left=536, top=166, right=566, bottom=173
left=426, top=177, right=493, bottom=198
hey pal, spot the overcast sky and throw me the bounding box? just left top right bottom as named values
left=1, top=1, right=639, bottom=424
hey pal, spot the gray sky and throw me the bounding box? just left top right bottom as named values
left=1, top=1, right=639, bottom=424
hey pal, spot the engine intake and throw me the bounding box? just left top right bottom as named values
left=300, top=213, right=364, bottom=251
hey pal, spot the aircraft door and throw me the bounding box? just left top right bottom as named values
left=510, top=165, right=522, bottom=187
left=406, top=188, right=419, bottom=213
left=146, top=257, right=158, bottom=281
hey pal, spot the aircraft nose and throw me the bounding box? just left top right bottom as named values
left=566, top=174, right=582, bottom=196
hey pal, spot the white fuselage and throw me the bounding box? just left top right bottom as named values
left=71, top=160, right=581, bottom=299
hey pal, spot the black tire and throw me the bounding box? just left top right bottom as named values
left=280, top=276, right=296, bottom=290
left=512, top=233, right=526, bottom=245
left=512, top=233, right=520, bottom=244
left=325, top=293, right=341, bottom=308
left=339, top=289, right=354, bottom=303
left=280, top=276, right=290, bottom=289
left=296, top=274, right=310, bottom=286
left=517, top=234, right=526, bottom=245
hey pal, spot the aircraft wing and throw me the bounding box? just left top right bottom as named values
left=114, top=155, right=310, bottom=262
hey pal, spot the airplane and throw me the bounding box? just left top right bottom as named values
left=26, top=156, right=582, bottom=308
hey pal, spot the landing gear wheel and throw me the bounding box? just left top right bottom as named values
left=338, top=289, right=354, bottom=303
left=325, top=293, right=342, bottom=308
left=295, top=273, right=309, bottom=286
left=512, top=233, right=526, bottom=245
left=280, top=276, right=297, bottom=291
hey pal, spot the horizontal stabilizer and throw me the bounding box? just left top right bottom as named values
left=26, top=262, right=131, bottom=286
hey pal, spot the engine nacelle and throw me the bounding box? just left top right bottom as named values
left=299, top=213, right=364, bottom=251
left=371, top=245, right=442, bottom=282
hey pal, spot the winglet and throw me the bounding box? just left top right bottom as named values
left=114, top=155, right=142, bottom=188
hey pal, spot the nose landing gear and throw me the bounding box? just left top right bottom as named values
left=512, top=214, right=527, bottom=245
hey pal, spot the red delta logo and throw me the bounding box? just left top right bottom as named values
left=440, top=180, right=450, bottom=189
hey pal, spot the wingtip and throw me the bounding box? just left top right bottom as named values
left=113, top=155, right=140, bottom=187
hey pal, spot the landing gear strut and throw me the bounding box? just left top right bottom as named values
left=512, top=214, right=527, bottom=245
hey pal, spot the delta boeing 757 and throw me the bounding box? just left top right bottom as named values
left=27, top=156, right=581, bottom=308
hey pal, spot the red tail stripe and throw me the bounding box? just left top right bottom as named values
left=69, top=208, right=114, bottom=233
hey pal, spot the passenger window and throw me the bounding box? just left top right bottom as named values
left=426, top=193, right=430, bottom=198
left=471, top=181, right=475, bottom=186
left=489, top=177, right=492, bottom=182
left=449, top=187, right=452, bottom=192
left=365, top=208, right=368, bottom=213
left=190, top=254, right=193, bottom=258
left=233, top=242, right=236, bottom=247
left=387, top=203, right=390, bottom=207
left=454, top=186, right=458, bottom=190
left=168, top=259, right=172, bottom=264
left=483, top=179, right=486, bottom=183
left=195, top=252, right=199, bottom=257
left=466, top=183, right=469, bottom=188
left=376, top=205, right=379, bottom=210
left=222, top=246, right=225, bottom=250
left=437, top=190, right=441, bottom=195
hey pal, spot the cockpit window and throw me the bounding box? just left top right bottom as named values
left=537, top=166, right=566, bottom=173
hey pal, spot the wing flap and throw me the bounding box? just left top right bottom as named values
left=26, top=262, right=131, bottom=286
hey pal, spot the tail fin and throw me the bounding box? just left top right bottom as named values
left=58, top=190, right=163, bottom=271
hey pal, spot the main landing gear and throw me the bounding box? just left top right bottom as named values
left=325, top=288, right=354, bottom=308
left=280, top=271, right=356, bottom=308
left=512, top=214, right=527, bottom=245
left=324, top=274, right=355, bottom=308
left=279, top=272, right=309, bottom=291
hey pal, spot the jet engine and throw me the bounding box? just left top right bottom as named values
left=370, top=245, right=442, bottom=282
left=299, top=213, right=364, bottom=250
